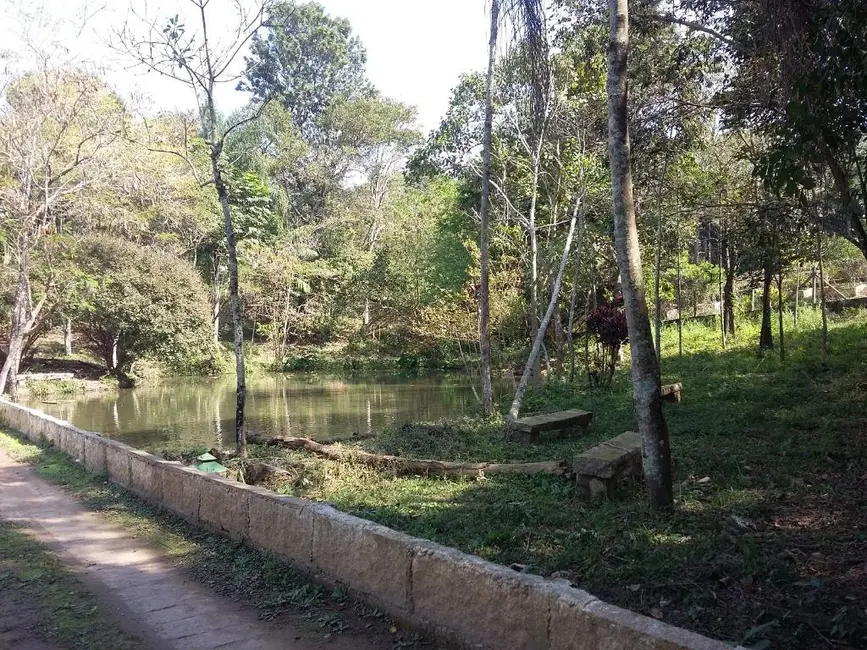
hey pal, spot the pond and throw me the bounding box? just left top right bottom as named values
left=25, top=373, right=507, bottom=452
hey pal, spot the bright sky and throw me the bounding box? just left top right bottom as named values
left=0, top=0, right=490, bottom=134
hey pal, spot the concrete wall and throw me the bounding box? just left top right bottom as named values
left=0, top=399, right=737, bottom=650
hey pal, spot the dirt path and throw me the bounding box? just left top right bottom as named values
left=0, top=449, right=390, bottom=650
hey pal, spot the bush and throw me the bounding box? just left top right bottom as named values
left=68, top=236, right=216, bottom=382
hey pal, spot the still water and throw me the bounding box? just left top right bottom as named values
left=25, top=373, right=499, bottom=451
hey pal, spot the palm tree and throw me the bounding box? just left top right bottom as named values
left=478, top=0, right=547, bottom=416
left=607, top=0, right=673, bottom=510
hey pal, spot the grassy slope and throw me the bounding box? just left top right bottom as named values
left=249, top=308, right=867, bottom=649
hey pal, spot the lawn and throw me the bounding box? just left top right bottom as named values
left=247, top=308, right=867, bottom=649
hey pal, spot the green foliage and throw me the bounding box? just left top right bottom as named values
left=242, top=0, right=370, bottom=133
left=69, top=236, right=216, bottom=378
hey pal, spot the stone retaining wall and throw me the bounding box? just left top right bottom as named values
left=0, top=399, right=738, bottom=650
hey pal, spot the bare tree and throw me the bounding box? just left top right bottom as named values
left=0, top=68, right=124, bottom=398
left=607, top=0, right=673, bottom=510
left=508, top=193, right=584, bottom=421
left=115, top=0, right=275, bottom=456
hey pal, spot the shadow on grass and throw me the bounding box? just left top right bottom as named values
left=301, top=316, right=867, bottom=649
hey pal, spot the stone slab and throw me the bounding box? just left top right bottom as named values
left=550, top=595, right=733, bottom=650
left=60, top=425, right=86, bottom=461
left=574, top=431, right=642, bottom=480
left=512, top=409, right=594, bottom=435
left=311, top=506, right=413, bottom=612
left=247, top=490, right=314, bottom=571
left=411, top=540, right=553, bottom=649
left=198, top=474, right=250, bottom=540
left=83, top=433, right=108, bottom=473
left=129, top=450, right=164, bottom=502
left=104, top=438, right=133, bottom=488
left=160, top=463, right=203, bottom=523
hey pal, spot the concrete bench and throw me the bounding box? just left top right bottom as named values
left=574, top=431, right=642, bottom=498
left=510, top=409, right=593, bottom=443
left=661, top=383, right=683, bottom=403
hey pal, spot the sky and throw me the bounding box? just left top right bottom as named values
left=0, top=0, right=491, bottom=135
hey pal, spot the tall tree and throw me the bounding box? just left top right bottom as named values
left=477, top=0, right=547, bottom=416
left=0, top=70, right=124, bottom=397
left=606, top=0, right=673, bottom=510
left=242, top=0, right=370, bottom=135
left=478, top=1, right=500, bottom=416
left=117, top=0, right=274, bottom=457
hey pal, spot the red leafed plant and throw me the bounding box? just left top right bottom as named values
left=585, top=295, right=628, bottom=386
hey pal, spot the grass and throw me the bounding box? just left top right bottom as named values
left=0, top=433, right=428, bottom=649
left=245, top=307, right=867, bottom=650
left=23, top=378, right=84, bottom=397
left=0, top=519, right=141, bottom=649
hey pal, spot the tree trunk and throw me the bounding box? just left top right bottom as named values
left=0, top=269, right=31, bottom=400
left=528, top=151, right=543, bottom=384
left=508, top=197, right=582, bottom=421
left=823, top=145, right=867, bottom=263
left=777, top=273, right=785, bottom=362
left=676, top=209, right=683, bottom=357
left=793, top=267, right=800, bottom=329
left=723, top=243, right=735, bottom=337
left=248, top=434, right=568, bottom=478
left=606, top=0, right=673, bottom=511
left=566, top=243, right=584, bottom=383
left=817, top=230, right=828, bottom=366
left=718, top=237, right=726, bottom=350
left=477, top=1, right=499, bottom=416
left=553, top=305, right=565, bottom=374
left=111, top=336, right=119, bottom=371
left=211, top=253, right=221, bottom=343
left=759, top=261, right=774, bottom=351
left=64, top=317, right=73, bottom=356
left=211, top=152, right=247, bottom=458
left=653, top=157, right=670, bottom=363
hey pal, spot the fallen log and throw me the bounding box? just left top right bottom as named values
left=248, top=434, right=568, bottom=477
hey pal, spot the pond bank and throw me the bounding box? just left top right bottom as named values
left=0, top=399, right=730, bottom=650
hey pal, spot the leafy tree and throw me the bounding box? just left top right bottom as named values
left=118, top=0, right=274, bottom=456
left=242, top=0, right=371, bottom=135
left=70, top=236, right=214, bottom=385
left=0, top=69, right=125, bottom=397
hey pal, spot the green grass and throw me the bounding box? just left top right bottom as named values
left=0, top=433, right=426, bottom=647
left=247, top=308, right=867, bottom=650
left=23, top=378, right=83, bottom=397
left=0, top=520, right=141, bottom=649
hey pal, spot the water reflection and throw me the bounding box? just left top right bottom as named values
left=26, top=373, right=502, bottom=452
